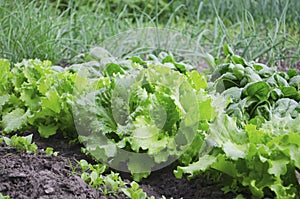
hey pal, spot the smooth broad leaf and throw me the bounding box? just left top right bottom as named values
left=2, top=108, right=28, bottom=133
left=289, top=76, right=300, bottom=89
left=273, top=98, right=298, bottom=117
left=273, top=74, right=289, bottom=87
left=38, top=125, right=59, bottom=138
left=270, top=88, right=283, bottom=100
left=22, top=134, right=34, bottom=143
left=287, top=69, right=298, bottom=78
left=226, top=103, right=248, bottom=123
left=129, top=56, right=147, bottom=66
left=280, top=86, right=300, bottom=100
left=174, top=63, right=187, bottom=73
left=253, top=63, right=276, bottom=78
left=122, top=182, right=147, bottom=199
left=232, top=55, right=247, bottom=66
left=254, top=103, right=272, bottom=121
left=244, top=82, right=270, bottom=101
left=3, top=134, right=37, bottom=153
left=222, top=87, right=242, bottom=103
left=162, top=55, right=175, bottom=64
left=232, top=64, right=245, bottom=80
left=3, top=137, right=11, bottom=146
left=266, top=73, right=289, bottom=88
left=210, top=63, right=230, bottom=81
left=244, top=67, right=262, bottom=83
left=204, top=53, right=216, bottom=69
left=103, top=63, right=125, bottom=76
left=215, top=72, right=239, bottom=92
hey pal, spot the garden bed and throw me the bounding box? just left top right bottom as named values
left=0, top=131, right=237, bottom=199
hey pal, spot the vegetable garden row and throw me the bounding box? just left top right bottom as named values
left=0, top=45, right=300, bottom=198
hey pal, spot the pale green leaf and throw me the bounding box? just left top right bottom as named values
left=223, top=141, right=247, bottom=160
left=2, top=108, right=28, bottom=133
left=41, top=90, right=61, bottom=113
left=38, top=125, right=59, bottom=138
left=268, top=159, right=289, bottom=176
left=174, top=155, right=216, bottom=179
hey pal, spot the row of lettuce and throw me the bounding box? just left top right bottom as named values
left=0, top=46, right=299, bottom=198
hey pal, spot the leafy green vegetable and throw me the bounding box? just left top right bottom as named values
left=176, top=112, right=300, bottom=198
left=45, top=147, right=59, bottom=156
left=3, top=134, right=37, bottom=153
left=78, top=159, right=155, bottom=198
left=74, top=59, right=213, bottom=180
left=176, top=46, right=300, bottom=198
left=2, top=108, right=29, bottom=133
left=0, top=59, right=76, bottom=138
left=210, top=46, right=300, bottom=125
left=1, top=49, right=299, bottom=198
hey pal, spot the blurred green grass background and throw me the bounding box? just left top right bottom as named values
left=0, top=0, right=299, bottom=68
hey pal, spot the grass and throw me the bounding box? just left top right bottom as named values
left=0, top=0, right=63, bottom=63
left=0, top=0, right=299, bottom=68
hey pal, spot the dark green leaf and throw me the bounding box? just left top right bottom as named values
left=270, top=88, right=282, bottom=100
left=210, top=63, right=230, bottom=81
left=162, top=55, right=175, bottom=64
left=253, top=63, right=275, bottom=78
left=223, top=44, right=234, bottom=56
left=104, top=63, right=125, bottom=76
left=215, top=72, right=239, bottom=92
left=174, top=63, right=186, bottom=73
left=280, top=87, right=298, bottom=99
left=254, top=104, right=271, bottom=120
left=232, top=55, right=247, bottom=66
left=129, top=56, right=147, bottom=66
left=244, top=82, right=270, bottom=101
left=274, top=74, right=289, bottom=87
left=287, top=69, right=298, bottom=78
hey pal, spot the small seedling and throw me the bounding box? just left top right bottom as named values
left=45, top=147, right=59, bottom=156
left=3, top=134, right=37, bottom=153
left=0, top=192, right=12, bottom=199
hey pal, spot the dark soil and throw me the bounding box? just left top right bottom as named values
left=0, top=132, right=243, bottom=199
left=0, top=146, right=101, bottom=199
